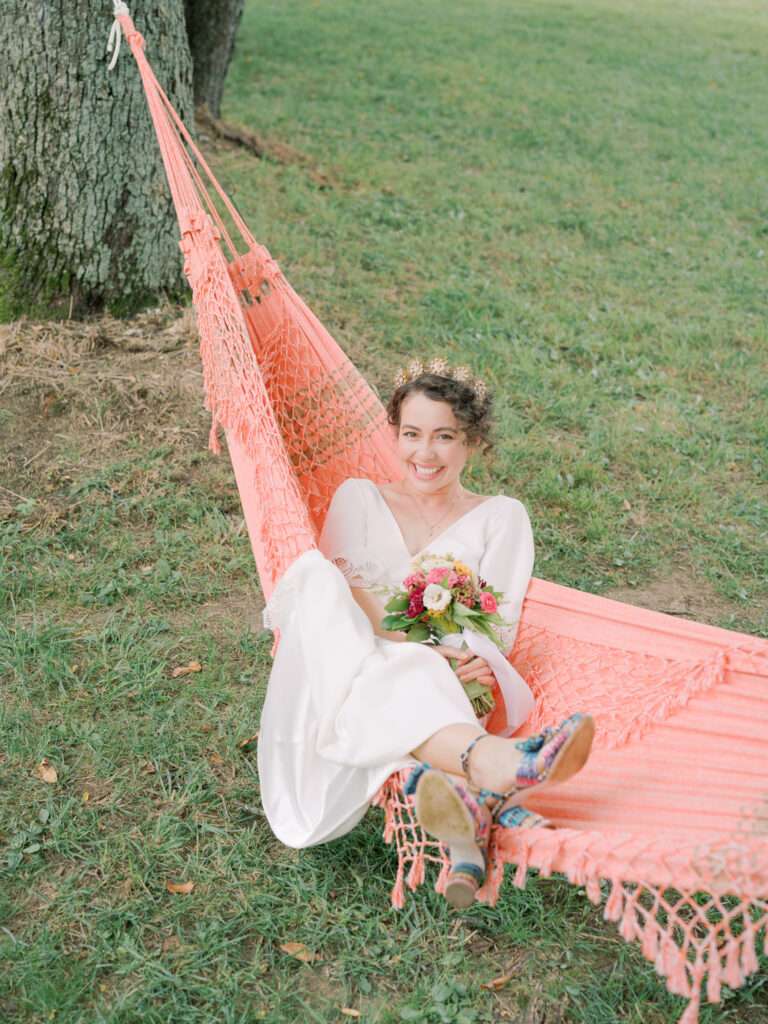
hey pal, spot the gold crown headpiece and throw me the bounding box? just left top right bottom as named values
left=393, top=357, right=488, bottom=401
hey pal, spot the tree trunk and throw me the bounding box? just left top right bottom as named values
left=0, top=2, right=194, bottom=316
left=184, top=0, right=245, bottom=119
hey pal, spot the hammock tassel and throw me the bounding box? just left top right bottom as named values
left=604, top=879, right=625, bottom=922
left=585, top=876, right=602, bottom=905
left=740, top=920, right=758, bottom=975
left=677, top=989, right=700, bottom=1024
left=663, top=939, right=692, bottom=998
left=407, top=854, right=425, bottom=891
left=208, top=419, right=222, bottom=455
left=641, top=920, right=659, bottom=962
left=619, top=897, right=639, bottom=942
left=724, top=939, right=743, bottom=988
left=477, top=849, right=505, bottom=906
left=391, top=862, right=406, bottom=910
left=487, top=854, right=505, bottom=906
left=435, top=858, right=450, bottom=896
left=512, top=845, right=529, bottom=889
left=705, top=937, right=721, bottom=1004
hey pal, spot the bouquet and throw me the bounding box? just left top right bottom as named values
left=380, top=553, right=508, bottom=718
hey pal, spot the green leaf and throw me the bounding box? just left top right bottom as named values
left=381, top=614, right=412, bottom=630
left=405, top=623, right=431, bottom=643
left=435, top=619, right=462, bottom=635
left=463, top=680, right=492, bottom=700
left=384, top=593, right=409, bottom=612
left=451, top=603, right=472, bottom=618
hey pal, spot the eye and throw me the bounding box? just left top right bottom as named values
left=402, top=431, right=418, bottom=438
left=439, top=434, right=455, bottom=441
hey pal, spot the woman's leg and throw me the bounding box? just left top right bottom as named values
left=413, top=717, right=595, bottom=797
left=412, top=723, right=528, bottom=794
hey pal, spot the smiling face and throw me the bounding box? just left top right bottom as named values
left=393, top=391, right=471, bottom=492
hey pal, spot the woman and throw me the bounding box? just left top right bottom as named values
left=258, top=358, right=593, bottom=907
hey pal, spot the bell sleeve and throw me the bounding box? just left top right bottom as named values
left=478, top=497, right=535, bottom=656
left=318, top=478, right=382, bottom=590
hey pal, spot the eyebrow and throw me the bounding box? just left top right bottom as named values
left=401, top=424, right=458, bottom=432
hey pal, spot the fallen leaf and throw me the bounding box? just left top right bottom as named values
left=34, top=759, right=58, bottom=784
left=82, top=790, right=91, bottom=803
left=171, top=661, right=202, bottom=678
left=162, top=935, right=182, bottom=953
left=166, top=879, right=194, bottom=895
left=279, top=941, right=317, bottom=963
left=341, top=1010, right=361, bottom=1019
left=622, top=499, right=632, bottom=511
left=207, top=751, right=224, bottom=767
left=237, top=731, right=260, bottom=749
left=481, top=971, right=515, bottom=991
left=141, top=762, right=157, bottom=774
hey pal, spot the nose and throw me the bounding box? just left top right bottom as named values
left=415, top=442, right=438, bottom=462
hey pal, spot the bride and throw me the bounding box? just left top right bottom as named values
left=258, top=358, right=594, bottom=907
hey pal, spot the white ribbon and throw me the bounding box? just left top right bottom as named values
left=439, top=630, right=535, bottom=736
left=107, top=1, right=130, bottom=71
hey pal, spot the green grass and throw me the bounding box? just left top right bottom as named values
left=2, top=0, right=768, bottom=1021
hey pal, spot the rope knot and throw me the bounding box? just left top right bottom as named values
left=107, top=2, right=143, bottom=71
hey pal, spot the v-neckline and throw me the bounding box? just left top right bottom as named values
left=365, top=480, right=499, bottom=560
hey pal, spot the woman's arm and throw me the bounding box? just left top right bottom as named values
left=350, top=586, right=407, bottom=642
left=478, top=498, right=535, bottom=654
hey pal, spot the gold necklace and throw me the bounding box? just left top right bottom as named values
left=406, top=485, right=467, bottom=538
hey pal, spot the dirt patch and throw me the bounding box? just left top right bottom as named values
left=1, top=308, right=212, bottom=516
left=195, top=107, right=338, bottom=190
left=604, top=575, right=737, bottom=626
left=166, top=587, right=265, bottom=636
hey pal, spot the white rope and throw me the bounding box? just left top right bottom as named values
left=107, top=1, right=130, bottom=71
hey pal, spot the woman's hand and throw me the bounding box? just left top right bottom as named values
left=432, top=645, right=496, bottom=687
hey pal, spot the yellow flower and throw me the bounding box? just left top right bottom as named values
left=454, top=561, right=472, bottom=576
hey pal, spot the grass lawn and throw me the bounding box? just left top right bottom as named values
left=2, top=0, right=767, bottom=1021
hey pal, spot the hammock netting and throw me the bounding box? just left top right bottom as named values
left=114, top=11, right=768, bottom=1021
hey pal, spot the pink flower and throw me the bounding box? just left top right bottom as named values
left=426, top=567, right=450, bottom=585
left=404, top=572, right=426, bottom=590
left=446, top=571, right=460, bottom=587
left=407, top=591, right=425, bottom=617
left=459, top=596, right=474, bottom=608
left=479, top=592, right=498, bottom=613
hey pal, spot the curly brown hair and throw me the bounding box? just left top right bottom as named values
left=386, top=372, right=495, bottom=453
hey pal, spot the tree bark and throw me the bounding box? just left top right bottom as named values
left=0, top=2, right=194, bottom=316
left=184, top=0, right=245, bottom=119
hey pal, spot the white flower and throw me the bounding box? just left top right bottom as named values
left=423, top=583, right=451, bottom=612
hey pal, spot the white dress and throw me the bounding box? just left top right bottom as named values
left=258, top=478, right=535, bottom=848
